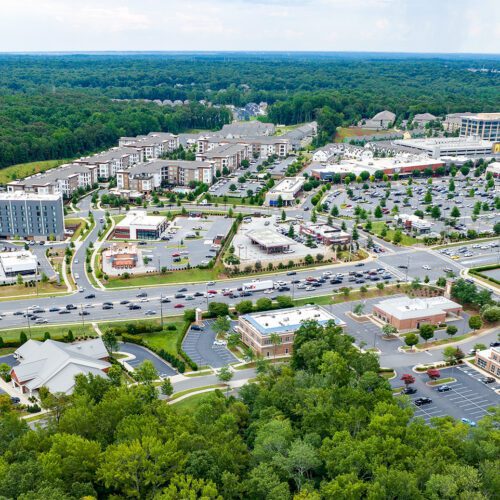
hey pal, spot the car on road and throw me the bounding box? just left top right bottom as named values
left=174, top=304, right=184, bottom=308
left=355, top=263, right=365, bottom=267
left=139, top=298, right=149, bottom=302
left=460, top=418, right=477, bottom=427
left=161, top=297, right=171, bottom=303
left=402, top=387, right=417, bottom=395
left=136, top=292, right=148, bottom=298
left=102, top=305, right=113, bottom=310
left=120, top=300, right=130, bottom=305
left=145, top=310, right=156, bottom=316
left=193, top=292, right=204, bottom=297
left=206, top=281, right=215, bottom=286
left=49, top=307, right=60, bottom=312
left=66, top=304, right=77, bottom=310
left=59, top=310, right=71, bottom=314
left=422, top=265, right=431, bottom=270
left=174, top=293, right=185, bottom=299
left=489, top=341, right=500, bottom=347
left=437, top=385, right=452, bottom=392
left=74, top=273, right=80, bottom=279
left=414, top=397, right=432, bottom=406
left=178, top=287, right=188, bottom=292
left=398, top=265, right=408, bottom=269
left=34, top=318, right=48, bottom=324
left=13, top=311, right=23, bottom=316
left=128, top=304, right=141, bottom=310
left=286, top=271, right=297, bottom=276
left=79, top=311, right=90, bottom=316
left=481, top=377, right=496, bottom=384
left=85, top=294, right=95, bottom=299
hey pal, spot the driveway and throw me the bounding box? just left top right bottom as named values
left=119, top=342, right=176, bottom=377
left=182, top=319, right=238, bottom=368
left=0, top=354, right=17, bottom=367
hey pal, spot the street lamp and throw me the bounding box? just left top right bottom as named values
left=26, top=309, right=32, bottom=339
left=160, top=294, right=164, bottom=329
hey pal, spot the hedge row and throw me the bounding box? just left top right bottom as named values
left=121, top=333, right=186, bottom=373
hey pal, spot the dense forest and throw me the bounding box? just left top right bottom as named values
left=0, top=321, right=498, bottom=499
left=0, top=53, right=498, bottom=169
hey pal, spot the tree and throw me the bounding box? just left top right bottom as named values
left=161, top=378, right=174, bottom=398
left=443, top=346, right=460, bottom=365
left=0, top=363, right=10, bottom=381
left=269, top=333, right=282, bottom=359
left=38, top=387, right=70, bottom=423
left=404, top=333, right=419, bottom=350
left=392, top=230, right=402, bottom=244
left=426, top=368, right=441, bottom=381
left=213, top=316, right=231, bottom=337
left=419, top=324, right=435, bottom=343
left=235, top=300, right=253, bottom=315
left=450, top=206, right=461, bottom=218
left=107, top=364, right=122, bottom=387
left=353, top=303, right=365, bottom=316
left=256, top=297, right=273, bottom=311
left=16, top=273, right=23, bottom=286
left=281, top=209, right=286, bottom=221
left=401, top=373, right=415, bottom=386
left=217, top=365, right=233, bottom=395
left=135, top=360, right=158, bottom=385
left=482, top=305, right=500, bottom=323
left=19, top=331, right=28, bottom=345
left=382, top=324, right=397, bottom=337
left=102, top=331, right=118, bottom=355
left=431, top=205, right=441, bottom=219
left=352, top=227, right=359, bottom=241
left=446, top=325, right=458, bottom=337
left=40, top=272, right=49, bottom=283
left=468, top=315, right=482, bottom=331
left=284, top=439, right=321, bottom=492
left=208, top=302, right=229, bottom=317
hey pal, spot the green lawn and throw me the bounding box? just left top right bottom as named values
left=368, top=221, right=419, bottom=246
left=204, top=195, right=263, bottom=207
left=293, top=294, right=333, bottom=307
left=170, top=384, right=225, bottom=400
left=171, top=392, right=218, bottom=411
left=0, top=281, right=68, bottom=301
left=0, top=159, right=69, bottom=185
left=101, top=317, right=187, bottom=356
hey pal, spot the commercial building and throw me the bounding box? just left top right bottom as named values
left=0, top=250, right=38, bottom=283
left=393, top=136, right=498, bottom=159
left=358, top=110, right=396, bottom=130
left=237, top=305, right=346, bottom=357
left=0, top=192, right=64, bottom=240
left=264, top=177, right=305, bottom=206
left=394, top=214, right=432, bottom=234
left=113, top=211, right=168, bottom=240
left=102, top=244, right=139, bottom=270
left=299, top=223, right=351, bottom=246
left=372, top=296, right=462, bottom=331
left=443, top=112, right=473, bottom=133
left=486, top=162, right=500, bottom=178
left=475, top=347, right=500, bottom=379
left=460, top=113, right=500, bottom=142
left=10, top=338, right=110, bottom=396
left=246, top=229, right=295, bottom=254
left=310, top=155, right=444, bottom=180
left=117, top=159, right=214, bottom=194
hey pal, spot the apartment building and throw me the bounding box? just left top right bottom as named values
left=197, top=136, right=289, bottom=159
left=443, top=112, right=473, bottom=132
left=475, top=347, right=500, bottom=379
left=118, top=132, right=180, bottom=161
left=196, top=143, right=248, bottom=172
left=0, top=192, right=65, bottom=240
left=117, top=159, right=215, bottom=194
left=237, top=305, right=345, bottom=357
left=75, top=146, right=141, bottom=179
left=460, top=113, right=500, bottom=142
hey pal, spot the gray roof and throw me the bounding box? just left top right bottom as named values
left=219, top=121, right=275, bottom=137
left=126, top=159, right=212, bottom=176
left=372, top=110, right=396, bottom=121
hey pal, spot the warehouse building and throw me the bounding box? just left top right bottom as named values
left=0, top=192, right=65, bottom=240
left=372, top=296, right=462, bottom=331
left=236, top=305, right=346, bottom=357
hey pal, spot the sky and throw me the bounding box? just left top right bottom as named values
left=0, top=0, right=498, bottom=54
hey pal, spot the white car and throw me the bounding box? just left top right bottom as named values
left=139, top=298, right=149, bottom=302
left=264, top=289, right=273, bottom=294
left=74, top=273, right=80, bottom=279
left=213, top=340, right=227, bottom=347
left=422, top=265, right=431, bottom=270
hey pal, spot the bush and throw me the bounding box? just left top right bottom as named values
left=26, top=404, right=41, bottom=413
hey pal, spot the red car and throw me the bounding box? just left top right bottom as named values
left=207, top=290, right=217, bottom=294
left=174, top=303, right=184, bottom=308
left=172, top=252, right=180, bottom=257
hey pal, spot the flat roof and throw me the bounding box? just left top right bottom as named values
left=116, top=211, right=167, bottom=229
left=246, top=229, right=295, bottom=248
left=242, top=305, right=345, bottom=336
left=0, top=192, right=62, bottom=201
left=269, top=176, right=304, bottom=194
left=374, top=296, right=461, bottom=320
left=394, top=137, right=493, bottom=150
left=463, top=113, right=500, bottom=121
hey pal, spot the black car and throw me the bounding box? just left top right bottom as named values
left=10, top=397, right=20, bottom=404
left=414, top=397, right=432, bottom=406
left=437, top=385, right=452, bottom=392
left=402, top=387, right=417, bottom=395
left=330, top=279, right=343, bottom=284
left=240, top=291, right=252, bottom=297
left=481, top=377, right=496, bottom=384
left=128, top=304, right=141, bottom=310
left=120, top=300, right=130, bottom=305
left=194, top=292, right=204, bottom=297
left=102, top=305, right=113, bottom=310
left=286, top=271, right=297, bottom=276
left=161, top=298, right=171, bottom=303
left=355, top=263, right=365, bottom=267
left=175, top=293, right=185, bottom=299
left=191, top=325, right=204, bottom=331
left=291, top=279, right=301, bottom=284
left=66, top=304, right=77, bottom=310
left=102, top=302, right=113, bottom=307
left=59, top=310, right=71, bottom=314
left=13, top=311, right=23, bottom=316
left=79, top=311, right=90, bottom=316
left=489, top=341, right=500, bottom=347
left=178, top=287, right=188, bottom=292
left=49, top=307, right=60, bottom=312
left=85, top=294, right=96, bottom=299
left=136, top=292, right=148, bottom=298
left=398, top=265, right=408, bottom=269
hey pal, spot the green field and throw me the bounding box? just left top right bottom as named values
left=204, top=195, right=263, bottom=207
left=0, top=159, right=69, bottom=185
left=171, top=391, right=218, bottom=411
left=101, top=316, right=187, bottom=355
left=0, top=323, right=95, bottom=343
left=368, top=221, right=419, bottom=246
left=335, top=127, right=398, bottom=143
left=0, top=281, right=67, bottom=301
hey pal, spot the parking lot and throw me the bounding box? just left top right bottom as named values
left=231, top=215, right=332, bottom=264
left=118, top=342, right=176, bottom=377
left=182, top=319, right=238, bottom=368
left=401, top=366, right=499, bottom=423
left=330, top=175, right=499, bottom=237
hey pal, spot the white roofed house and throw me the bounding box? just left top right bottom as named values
left=10, top=338, right=111, bottom=397
left=359, top=110, right=396, bottom=130
left=412, top=113, right=437, bottom=127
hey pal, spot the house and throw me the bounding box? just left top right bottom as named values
left=10, top=338, right=110, bottom=396
left=413, top=113, right=437, bottom=127
left=359, top=110, right=396, bottom=130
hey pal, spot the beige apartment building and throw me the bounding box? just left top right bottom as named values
left=475, top=347, right=500, bottom=379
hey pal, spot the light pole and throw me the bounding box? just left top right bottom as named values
left=26, top=309, right=32, bottom=339
left=80, top=303, right=85, bottom=333
left=160, top=294, right=164, bottom=329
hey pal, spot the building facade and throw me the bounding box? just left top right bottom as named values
left=264, top=177, right=304, bottom=206
left=475, top=347, right=500, bottom=379
left=460, top=113, right=500, bottom=142
left=0, top=192, right=64, bottom=240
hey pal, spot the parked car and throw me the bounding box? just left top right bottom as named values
left=414, top=397, right=432, bottom=406
left=191, top=325, right=204, bottom=331
left=481, top=377, right=496, bottom=384
left=437, top=385, right=452, bottom=392
left=460, top=418, right=477, bottom=427
left=402, top=387, right=417, bottom=395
